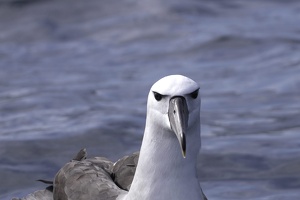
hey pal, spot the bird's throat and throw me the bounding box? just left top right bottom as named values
left=124, top=123, right=202, bottom=200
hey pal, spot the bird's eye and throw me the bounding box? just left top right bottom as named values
left=189, top=89, right=199, bottom=99
left=153, top=92, right=163, bottom=101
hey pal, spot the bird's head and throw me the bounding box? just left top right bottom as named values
left=146, top=75, right=201, bottom=158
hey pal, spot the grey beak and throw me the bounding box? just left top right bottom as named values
left=168, top=96, right=189, bottom=158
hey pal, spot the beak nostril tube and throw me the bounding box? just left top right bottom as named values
left=168, top=96, right=189, bottom=158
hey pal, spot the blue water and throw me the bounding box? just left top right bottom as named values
left=0, top=0, right=300, bottom=199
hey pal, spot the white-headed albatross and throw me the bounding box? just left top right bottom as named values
left=14, top=75, right=207, bottom=200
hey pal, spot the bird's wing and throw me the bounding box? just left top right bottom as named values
left=14, top=149, right=140, bottom=200
left=53, top=149, right=140, bottom=200
left=53, top=156, right=126, bottom=200
left=112, top=152, right=139, bottom=191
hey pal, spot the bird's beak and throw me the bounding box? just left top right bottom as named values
left=168, top=96, right=189, bottom=158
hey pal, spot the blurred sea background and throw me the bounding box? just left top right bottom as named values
left=0, top=0, right=300, bottom=199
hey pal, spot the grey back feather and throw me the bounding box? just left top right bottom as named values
left=54, top=157, right=121, bottom=200
left=53, top=150, right=139, bottom=200
left=112, top=152, right=139, bottom=191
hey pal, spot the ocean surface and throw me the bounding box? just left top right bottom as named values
left=0, top=0, right=300, bottom=199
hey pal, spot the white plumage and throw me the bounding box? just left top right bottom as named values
left=16, top=75, right=207, bottom=200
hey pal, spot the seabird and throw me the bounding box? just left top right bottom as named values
left=15, top=75, right=207, bottom=200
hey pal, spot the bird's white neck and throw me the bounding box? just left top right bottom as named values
left=123, top=111, right=203, bottom=200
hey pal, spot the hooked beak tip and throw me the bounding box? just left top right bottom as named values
left=181, top=133, right=186, bottom=158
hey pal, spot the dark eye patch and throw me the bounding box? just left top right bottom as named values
left=153, top=91, right=163, bottom=101
left=189, top=89, right=199, bottom=99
